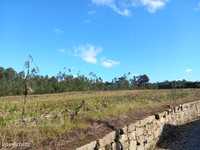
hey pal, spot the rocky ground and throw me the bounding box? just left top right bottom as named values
left=156, top=120, right=200, bottom=150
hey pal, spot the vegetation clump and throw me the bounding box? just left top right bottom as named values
left=1, top=64, right=199, bottom=97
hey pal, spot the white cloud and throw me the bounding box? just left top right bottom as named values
left=140, top=0, right=168, bottom=13
left=185, top=68, right=192, bottom=74
left=54, top=28, right=64, bottom=34
left=110, top=5, right=131, bottom=16
left=91, top=0, right=168, bottom=16
left=74, top=44, right=102, bottom=64
left=72, top=44, right=120, bottom=68
left=92, top=0, right=131, bottom=16
left=101, top=58, right=120, bottom=68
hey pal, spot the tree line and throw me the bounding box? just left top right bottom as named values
left=0, top=66, right=200, bottom=96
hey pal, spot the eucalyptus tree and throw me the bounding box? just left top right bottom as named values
left=21, top=55, right=39, bottom=123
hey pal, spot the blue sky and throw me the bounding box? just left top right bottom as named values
left=1, top=0, right=200, bottom=82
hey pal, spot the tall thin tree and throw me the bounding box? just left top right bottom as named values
left=21, top=55, right=38, bottom=124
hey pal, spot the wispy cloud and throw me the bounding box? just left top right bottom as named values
left=91, top=0, right=168, bottom=16
left=88, top=10, right=96, bottom=15
left=92, top=0, right=114, bottom=6
left=194, top=2, right=200, bottom=11
left=110, top=6, right=131, bottom=16
left=185, top=68, right=192, bottom=74
left=92, top=0, right=131, bottom=16
left=139, top=0, right=168, bottom=13
left=101, top=58, right=120, bottom=68
left=74, top=44, right=102, bottom=64
left=83, top=19, right=92, bottom=24
left=57, top=48, right=66, bottom=53
left=53, top=28, right=64, bottom=34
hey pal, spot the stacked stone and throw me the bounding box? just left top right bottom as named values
left=77, top=100, right=200, bottom=150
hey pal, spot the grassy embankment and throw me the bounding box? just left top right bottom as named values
left=0, top=89, right=200, bottom=147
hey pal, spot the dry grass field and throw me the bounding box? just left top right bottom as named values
left=0, top=89, right=200, bottom=149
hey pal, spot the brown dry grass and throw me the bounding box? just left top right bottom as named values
left=0, top=89, right=200, bottom=149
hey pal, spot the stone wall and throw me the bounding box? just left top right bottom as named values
left=76, top=100, right=200, bottom=150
